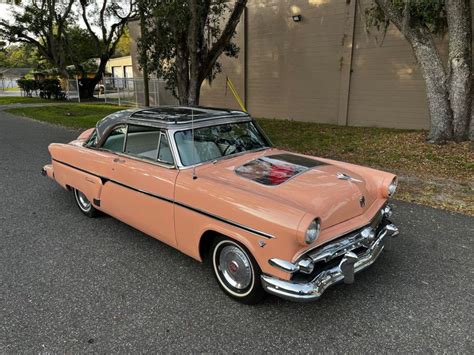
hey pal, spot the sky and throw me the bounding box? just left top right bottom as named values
left=0, top=3, right=15, bottom=22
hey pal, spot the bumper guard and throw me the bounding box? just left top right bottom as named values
left=261, top=222, right=399, bottom=302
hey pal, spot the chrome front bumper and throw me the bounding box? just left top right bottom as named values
left=261, top=221, right=399, bottom=302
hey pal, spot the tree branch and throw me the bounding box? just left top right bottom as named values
left=80, top=0, right=101, bottom=47
left=202, top=0, right=247, bottom=82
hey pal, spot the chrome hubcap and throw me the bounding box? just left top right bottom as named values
left=75, top=190, right=91, bottom=211
left=218, top=245, right=252, bottom=290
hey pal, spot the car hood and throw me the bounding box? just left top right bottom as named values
left=199, top=150, right=378, bottom=229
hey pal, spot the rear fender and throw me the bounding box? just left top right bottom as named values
left=77, top=128, right=95, bottom=141
left=49, top=143, right=104, bottom=206
left=52, top=160, right=103, bottom=205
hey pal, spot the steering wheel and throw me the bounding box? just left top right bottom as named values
left=217, top=138, right=236, bottom=156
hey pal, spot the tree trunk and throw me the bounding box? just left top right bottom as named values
left=188, top=80, right=201, bottom=106
left=375, top=0, right=453, bottom=143
left=139, top=2, right=150, bottom=107
left=79, top=78, right=100, bottom=99
left=59, top=68, right=69, bottom=80
left=176, top=43, right=190, bottom=105
left=187, top=0, right=204, bottom=106
left=470, top=109, right=474, bottom=140
left=78, top=57, right=108, bottom=100
left=446, top=0, right=472, bottom=142
left=409, top=32, right=453, bottom=143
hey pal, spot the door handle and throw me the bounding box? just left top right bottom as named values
left=113, top=158, right=126, bottom=163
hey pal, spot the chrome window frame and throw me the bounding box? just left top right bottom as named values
left=93, top=123, right=177, bottom=170
left=168, top=117, right=272, bottom=169
left=156, top=131, right=175, bottom=165
left=93, top=115, right=272, bottom=170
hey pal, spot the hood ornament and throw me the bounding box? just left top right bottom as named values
left=336, top=172, right=363, bottom=183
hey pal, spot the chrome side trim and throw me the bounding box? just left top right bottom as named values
left=261, top=223, right=399, bottom=302
left=173, top=201, right=275, bottom=239
left=51, top=159, right=274, bottom=240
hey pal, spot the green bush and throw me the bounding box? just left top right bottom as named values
left=17, top=79, right=66, bottom=100
left=38, top=79, right=66, bottom=100
left=17, top=79, right=39, bottom=97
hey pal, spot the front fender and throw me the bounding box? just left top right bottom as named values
left=174, top=204, right=296, bottom=281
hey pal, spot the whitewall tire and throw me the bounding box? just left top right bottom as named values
left=211, top=237, right=265, bottom=304
left=73, top=188, right=98, bottom=218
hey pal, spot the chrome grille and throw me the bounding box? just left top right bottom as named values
left=306, top=207, right=386, bottom=264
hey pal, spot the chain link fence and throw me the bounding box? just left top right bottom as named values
left=97, top=77, right=177, bottom=107
left=64, top=79, right=81, bottom=102
left=28, top=78, right=178, bottom=106
left=2, top=78, right=177, bottom=106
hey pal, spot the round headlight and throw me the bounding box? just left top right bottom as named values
left=305, top=218, right=321, bottom=244
left=388, top=177, right=398, bottom=197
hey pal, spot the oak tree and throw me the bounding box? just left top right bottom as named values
left=368, top=0, right=472, bottom=143
left=139, top=0, right=247, bottom=105
left=0, top=0, right=75, bottom=79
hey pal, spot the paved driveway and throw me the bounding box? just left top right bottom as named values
left=0, top=112, right=472, bottom=353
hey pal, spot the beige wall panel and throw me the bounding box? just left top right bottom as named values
left=348, top=0, right=434, bottom=130
left=245, top=0, right=348, bottom=123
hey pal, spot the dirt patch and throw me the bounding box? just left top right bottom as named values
left=397, top=175, right=473, bottom=215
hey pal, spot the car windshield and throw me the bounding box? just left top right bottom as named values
left=174, top=121, right=269, bottom=166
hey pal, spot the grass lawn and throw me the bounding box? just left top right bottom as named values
left=5, top=103, right=473, bottom=215
left=0, top=96, right=51, bottom=105
left=6, top=103, right=125, bottom=129
left=257, top=119, right=473, bottom=215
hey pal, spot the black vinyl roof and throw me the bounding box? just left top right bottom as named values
left=96, top=106, right=249, bottom=138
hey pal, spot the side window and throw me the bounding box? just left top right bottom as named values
left=102, top=125, right=126, bottom=152
left=124, top=125, right=160, bottom=161
left=158, top=133, right=174, bottom=165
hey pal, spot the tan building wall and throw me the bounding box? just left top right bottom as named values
left=130, top=0, right=473, bottom=130
left=106, top=56, right=133, bottom=78
left=347, top=0, right=434, bottom=129
left=198, top=0, right=436, bottom=129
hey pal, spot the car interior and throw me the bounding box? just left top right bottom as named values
left=101, top=125, right=174, bottom=164
left=174, top=122, right=268, bottom=166
left=100, top=122, right=267, bottom=167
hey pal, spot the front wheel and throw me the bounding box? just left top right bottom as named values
left=211, top=237, right=265, bottom=304
left=73, top=188, right=98, bottom=218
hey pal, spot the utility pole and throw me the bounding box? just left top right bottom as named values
left=138, top=0, right=150, bottom=107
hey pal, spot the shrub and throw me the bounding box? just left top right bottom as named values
left=38, top=79, right=66, bottom=100
left=17, top=79, right=39, bottom=97
left=17, top=79, right=66, bottom=100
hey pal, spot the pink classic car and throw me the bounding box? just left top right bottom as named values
left=42, top=107, right=399, bottom=304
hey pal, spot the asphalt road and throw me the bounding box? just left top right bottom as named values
left=0, top=111, right=473, bottom=353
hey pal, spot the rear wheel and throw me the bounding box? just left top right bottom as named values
left=211, top=237, right=265, bottom=304
left=73, top=188, right=98, bottom=218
